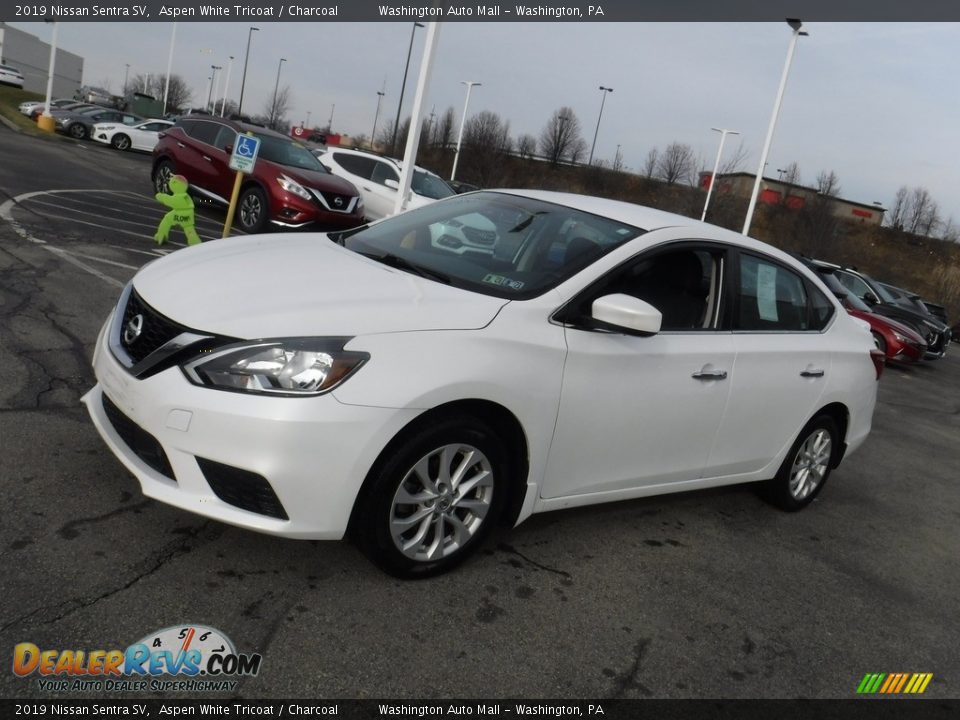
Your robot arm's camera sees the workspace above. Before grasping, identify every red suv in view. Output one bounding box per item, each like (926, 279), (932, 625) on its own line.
(152, 117), (364, 233)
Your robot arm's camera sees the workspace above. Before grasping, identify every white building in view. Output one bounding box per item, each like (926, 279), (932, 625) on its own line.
(0, 23), (83, 97)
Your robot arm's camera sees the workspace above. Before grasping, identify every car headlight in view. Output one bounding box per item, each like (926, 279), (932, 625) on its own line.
(892, 332), (909, 343)
(182, 338), (368, 396)
(277, 174), (311, 201)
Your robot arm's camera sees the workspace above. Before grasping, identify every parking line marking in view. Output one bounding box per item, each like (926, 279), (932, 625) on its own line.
(58, 249), (140, 270)
(41, 245), (124, 288)
(22, 198), (163, 230)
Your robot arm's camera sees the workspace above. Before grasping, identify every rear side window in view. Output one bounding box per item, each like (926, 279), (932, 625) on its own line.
(371, 161), (399, 186)
(737, 255), (809, 331)
(334, 153), (377, 179)
(213, 125), (236, 151)
(185, 121), (222, 146)
(807, 284), (835, 331)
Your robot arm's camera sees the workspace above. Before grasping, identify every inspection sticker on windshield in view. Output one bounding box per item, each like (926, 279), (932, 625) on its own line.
(482, 274), (525, 290)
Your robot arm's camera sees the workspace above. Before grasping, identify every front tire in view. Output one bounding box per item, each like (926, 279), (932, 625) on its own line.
(763, 415), (838, 511)
(68, 123), (87, 140)
(353, 416), (508, 578)
(111, 133), (131, 151)
(153, 159), (175, 194)
(237, 186), (268, 233)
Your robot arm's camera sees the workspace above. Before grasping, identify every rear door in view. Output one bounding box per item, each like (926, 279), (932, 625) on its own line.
(705, 252), (834, 478)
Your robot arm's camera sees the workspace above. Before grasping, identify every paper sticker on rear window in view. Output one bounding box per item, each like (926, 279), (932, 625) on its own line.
(482, 274), (525, 290)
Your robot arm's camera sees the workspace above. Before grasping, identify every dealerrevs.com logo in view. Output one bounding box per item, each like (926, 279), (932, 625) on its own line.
(12, 625), (262, 693)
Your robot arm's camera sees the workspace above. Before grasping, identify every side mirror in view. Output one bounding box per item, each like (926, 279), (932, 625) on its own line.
(591, 294), (662, 336)
(384, 179), (400, 190)
(863, 291), (879, 306)
(224, 144), (233, 154)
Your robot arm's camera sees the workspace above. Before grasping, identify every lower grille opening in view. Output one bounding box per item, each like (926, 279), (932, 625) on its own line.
(196, 458), (289, 520)
(101, 394), (176, 481)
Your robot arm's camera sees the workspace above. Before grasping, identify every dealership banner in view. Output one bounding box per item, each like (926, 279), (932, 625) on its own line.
(4, 0), (960, 22)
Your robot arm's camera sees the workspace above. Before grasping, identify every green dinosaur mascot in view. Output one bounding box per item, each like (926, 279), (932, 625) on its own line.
(154, 174), (202, 246)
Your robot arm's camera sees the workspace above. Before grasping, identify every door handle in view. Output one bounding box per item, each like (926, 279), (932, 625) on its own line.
(692, 368), (728, 381)
(176, 142), (185, 148)
(800, 368), (825, 378)
(202, 155), (212, 162)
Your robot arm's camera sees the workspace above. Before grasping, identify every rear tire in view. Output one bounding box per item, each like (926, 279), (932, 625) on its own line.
(352, 416), (507, 578)
(762, 415), (838, 512)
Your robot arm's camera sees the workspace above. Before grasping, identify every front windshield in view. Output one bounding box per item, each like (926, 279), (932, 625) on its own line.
(342, 191), (643, 299)
(412, 170), (456, 200)
(821, 272), (871, 312)
(870, 278), (898, 304)
(253, 133), (327, 172)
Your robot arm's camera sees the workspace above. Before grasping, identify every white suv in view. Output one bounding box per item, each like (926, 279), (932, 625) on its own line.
(317, 148), (455, 221)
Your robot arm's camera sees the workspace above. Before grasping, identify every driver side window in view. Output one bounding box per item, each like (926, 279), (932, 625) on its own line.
(371, 162), (399, 186)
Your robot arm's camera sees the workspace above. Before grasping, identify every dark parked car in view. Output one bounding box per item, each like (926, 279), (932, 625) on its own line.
(820, 262), (950, 359)
(30, 101), (98, 121)
(152, 117), (365, 233)
(57, 107), (142, 140)
(804, 263), (927, 363)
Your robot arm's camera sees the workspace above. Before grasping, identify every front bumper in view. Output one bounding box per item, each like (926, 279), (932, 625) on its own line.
(82, 325), (419, 539)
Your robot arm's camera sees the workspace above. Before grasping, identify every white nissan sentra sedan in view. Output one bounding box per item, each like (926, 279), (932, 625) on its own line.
(83, 191), (881, 577)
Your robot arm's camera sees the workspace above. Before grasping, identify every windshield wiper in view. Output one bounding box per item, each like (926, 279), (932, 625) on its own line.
(362, 252), (452, 285)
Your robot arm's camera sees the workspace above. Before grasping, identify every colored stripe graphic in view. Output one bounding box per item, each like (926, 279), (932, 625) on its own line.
(856, 673), (932, 694)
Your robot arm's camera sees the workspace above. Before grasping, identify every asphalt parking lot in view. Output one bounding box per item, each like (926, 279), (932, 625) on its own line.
(0, 123), (958, 701)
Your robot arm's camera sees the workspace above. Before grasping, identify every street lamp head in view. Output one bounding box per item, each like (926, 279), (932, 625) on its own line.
(786, 18), (803, 32)
(250, 26), (260, 32)
(599, 86), (613, 93)
(414, 21), (425, 27)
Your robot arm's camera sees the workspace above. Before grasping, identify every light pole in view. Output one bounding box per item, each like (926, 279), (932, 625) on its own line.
(207, 65), (221, 112)
(306, 111), (312, 127)
(391, 22), (424, 154)
(450, 80), (481, 182)
(743, 18), (808, 235)
(327, 104), (335, 132)
(38, 20), (59, 132)
(123, 63), (130, 94)
(237, 26), (259, 117)
(589, 85), (613, 166)
(701, 127), (740, 222)
(162, 22), (176, 115)
(269, 57), (286, 129)
(219, 55), (233, 116)
(371, 91), (385, 149)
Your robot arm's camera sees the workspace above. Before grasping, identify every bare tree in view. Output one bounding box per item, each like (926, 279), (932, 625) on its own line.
(816, 170), (841, 197)
(906, 186), (939, 236)
(431, 107), (455, 149)
(127, 73), (192, 110)
(460, 110), (512, 186)
(516, 133), (537, 159)
(264, 85), (292, 132)
(642, 147), (659, 178)
(656, 142), (696, 185)
(779, 161), (801, 187)
(612, 145), (624, 172)
(538, 107), (584, 165)
(887, 186), (909, 231)
(719, 141), (751, 175)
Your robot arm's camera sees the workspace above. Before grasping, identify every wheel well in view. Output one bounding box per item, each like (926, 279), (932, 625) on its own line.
(814, 402), (849, 468)
(347, 400), (530, 535)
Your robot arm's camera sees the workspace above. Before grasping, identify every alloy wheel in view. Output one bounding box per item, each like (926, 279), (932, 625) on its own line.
(389, 443), (494, 562)
(788, 429), (832, 501)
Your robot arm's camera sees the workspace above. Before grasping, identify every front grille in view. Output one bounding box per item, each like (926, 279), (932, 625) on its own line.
(120, 290), (189, 364)
(101, 393), (176, 481)
(196, 458), (288, 520)
(310, 188), (355, 214)
(462, 226), (496, 246)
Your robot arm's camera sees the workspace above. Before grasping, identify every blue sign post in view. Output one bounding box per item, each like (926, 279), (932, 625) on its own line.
(223, 132), (261, 237)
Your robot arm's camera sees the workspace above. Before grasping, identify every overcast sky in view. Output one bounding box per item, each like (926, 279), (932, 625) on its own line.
(10, 20), (960, 228)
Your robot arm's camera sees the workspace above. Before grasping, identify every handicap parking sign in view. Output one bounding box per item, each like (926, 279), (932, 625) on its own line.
(229, 134), (261, 173)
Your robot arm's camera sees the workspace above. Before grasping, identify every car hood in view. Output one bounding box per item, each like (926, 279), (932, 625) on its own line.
(847, 309), (925, 342)
(267, 162), (358, 196)
(132, 234), (508, 338)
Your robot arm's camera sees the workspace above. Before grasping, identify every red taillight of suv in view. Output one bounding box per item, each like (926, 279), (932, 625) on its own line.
(870, 348), (885, 380)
